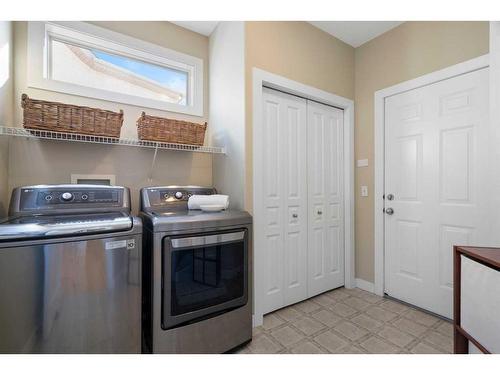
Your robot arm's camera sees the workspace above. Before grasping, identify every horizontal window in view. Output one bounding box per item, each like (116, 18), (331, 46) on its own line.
(28, 22), (203, 116)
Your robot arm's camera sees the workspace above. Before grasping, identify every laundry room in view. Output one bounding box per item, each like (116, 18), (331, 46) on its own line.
(0, 1), (499, 372)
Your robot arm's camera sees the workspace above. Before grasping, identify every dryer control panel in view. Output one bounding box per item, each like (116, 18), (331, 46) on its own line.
(140, 186), (216, 212)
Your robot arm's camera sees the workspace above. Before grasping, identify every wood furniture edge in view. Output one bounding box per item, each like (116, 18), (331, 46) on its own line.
(454, 325), (491, 354)
(453, 246), (468, 353)
(453, 245), (498, 354)
(456, 246), (500, 269)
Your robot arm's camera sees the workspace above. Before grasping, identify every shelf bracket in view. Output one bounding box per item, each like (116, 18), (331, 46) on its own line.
(148, 143), (159, 184)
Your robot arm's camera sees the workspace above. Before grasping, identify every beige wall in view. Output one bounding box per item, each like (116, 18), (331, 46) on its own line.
(209, 22), (246, 209)
(2, 21), (212, 215)
(7, 138), (211, 213)
(0, 22), (14, 126)
(354, 21), (489, 282)
(245, 21), (355, 211)
(0, 21), (13, 217)
(0, 138), (8, 217)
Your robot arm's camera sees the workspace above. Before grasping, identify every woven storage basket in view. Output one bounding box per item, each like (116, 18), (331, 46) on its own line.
(21, 94), (124, 138)
(136, 112), (207, 146)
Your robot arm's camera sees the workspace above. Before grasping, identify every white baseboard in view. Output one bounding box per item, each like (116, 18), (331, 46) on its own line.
(252, 314), (263, 328)
(355, 278), (375, 293)
(253, 279), (376, 327)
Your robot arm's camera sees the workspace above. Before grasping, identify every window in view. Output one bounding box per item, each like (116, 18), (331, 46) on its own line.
(28, 22), (203, 116)
(50, 40), (189, 105)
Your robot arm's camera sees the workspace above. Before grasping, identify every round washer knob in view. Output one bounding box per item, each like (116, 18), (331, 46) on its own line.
(81, 194), (89, 201)
(61, 192), (74, 201)
(175, 191), (183, 199)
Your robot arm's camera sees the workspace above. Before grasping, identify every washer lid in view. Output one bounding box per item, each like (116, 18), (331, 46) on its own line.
(0, 213), (133, 241)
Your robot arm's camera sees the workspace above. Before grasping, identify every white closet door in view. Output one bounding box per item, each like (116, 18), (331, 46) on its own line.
(384, 68), (489, 318)
(307, 101), (345, 297)
(261, 88), (308, 314)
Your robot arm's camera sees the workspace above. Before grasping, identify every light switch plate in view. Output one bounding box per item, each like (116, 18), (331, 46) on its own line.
(357, 159), (369, 167)
(361, 186), (368, 197)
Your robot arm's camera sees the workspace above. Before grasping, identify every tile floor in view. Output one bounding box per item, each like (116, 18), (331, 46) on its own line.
(235, 287), (453, 354)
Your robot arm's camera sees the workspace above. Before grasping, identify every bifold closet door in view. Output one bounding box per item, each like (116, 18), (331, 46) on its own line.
(261, 88), (308, 314)
(307, 101), (345, 297)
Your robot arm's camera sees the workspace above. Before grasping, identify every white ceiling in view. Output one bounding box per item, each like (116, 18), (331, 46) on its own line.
(170, 21), (219, 36)
(170, 21), (404, 47)
(308, 21), (403, 47)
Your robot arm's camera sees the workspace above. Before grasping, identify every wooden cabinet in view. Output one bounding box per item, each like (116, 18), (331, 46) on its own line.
(454, 246), (500, 354)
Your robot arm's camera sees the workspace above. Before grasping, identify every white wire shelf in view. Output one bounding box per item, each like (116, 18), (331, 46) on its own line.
(0, 126), (225, 154)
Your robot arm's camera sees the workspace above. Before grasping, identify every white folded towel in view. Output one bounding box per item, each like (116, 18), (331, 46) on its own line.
(188, 194), (229, 210)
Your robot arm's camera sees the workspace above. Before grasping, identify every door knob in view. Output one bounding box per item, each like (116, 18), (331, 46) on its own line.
(292, 213), (298, 218)
(387, 194), (394, 201)
(317, 210), (323, 215)
(385, 207), (394, 215)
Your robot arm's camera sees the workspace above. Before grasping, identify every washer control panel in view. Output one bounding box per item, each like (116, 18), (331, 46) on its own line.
(36, 189), (119, 205)
(13, 185), (127, 215)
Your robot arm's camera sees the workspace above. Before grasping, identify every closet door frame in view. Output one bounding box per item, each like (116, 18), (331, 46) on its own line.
(252, 68), (355, 327)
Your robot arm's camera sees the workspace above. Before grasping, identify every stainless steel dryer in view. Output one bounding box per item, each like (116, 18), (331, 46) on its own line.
(140, 186), (252, 354)
(0, 185), (142, 353)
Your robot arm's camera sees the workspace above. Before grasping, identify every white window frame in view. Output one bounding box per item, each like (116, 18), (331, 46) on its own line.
(27, 21), (204, 116)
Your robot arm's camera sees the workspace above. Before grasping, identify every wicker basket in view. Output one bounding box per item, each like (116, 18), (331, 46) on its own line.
(136, 112), (207, 146)
(21, 94), (124, 138)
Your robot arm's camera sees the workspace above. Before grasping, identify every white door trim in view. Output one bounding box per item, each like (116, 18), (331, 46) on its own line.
(373, 54), (490, 296)
(253, 68), (355, 325)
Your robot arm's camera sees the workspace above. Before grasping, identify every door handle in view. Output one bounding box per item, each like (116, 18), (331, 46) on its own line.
(385, 207), (394, 215)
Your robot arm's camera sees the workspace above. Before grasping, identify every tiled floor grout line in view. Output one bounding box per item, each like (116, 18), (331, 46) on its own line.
(239, 287), (453, 354)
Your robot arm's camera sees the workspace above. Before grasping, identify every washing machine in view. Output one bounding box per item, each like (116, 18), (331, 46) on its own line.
(0, 184), (142, 353)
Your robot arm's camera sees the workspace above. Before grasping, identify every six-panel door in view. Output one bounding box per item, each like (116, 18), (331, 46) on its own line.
(384, 68), (490, 318)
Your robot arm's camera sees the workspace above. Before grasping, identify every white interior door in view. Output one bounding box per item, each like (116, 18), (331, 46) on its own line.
(384, 68), (489, 319)
(261, 88), (308, 314)
(307, 101), (345, 297)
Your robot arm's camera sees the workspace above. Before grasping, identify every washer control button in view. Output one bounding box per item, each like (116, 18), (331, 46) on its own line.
(44, 195), (53, 201)
(61, 192), (74, 201)
(175, 191), (183, 199)
(81, 194), (89, 201)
